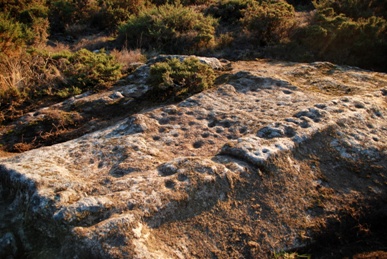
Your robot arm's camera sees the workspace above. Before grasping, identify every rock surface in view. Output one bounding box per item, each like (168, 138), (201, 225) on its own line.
(0, 58), (387, 258)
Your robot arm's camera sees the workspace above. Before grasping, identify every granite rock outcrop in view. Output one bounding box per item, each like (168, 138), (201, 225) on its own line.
(1, 57), (386, 258)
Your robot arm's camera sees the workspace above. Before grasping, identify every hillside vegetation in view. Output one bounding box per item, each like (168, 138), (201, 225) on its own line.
(0, 1), (387, 258)
(0, 0), (386, 149)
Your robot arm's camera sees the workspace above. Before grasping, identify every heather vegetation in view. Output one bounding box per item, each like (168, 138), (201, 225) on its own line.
(292, 0), (387, 69)
(148, 57), (215, 99)
(118, 4), (218, 53)
(1, 0), (386, 127)
(0, 48), (123, 123)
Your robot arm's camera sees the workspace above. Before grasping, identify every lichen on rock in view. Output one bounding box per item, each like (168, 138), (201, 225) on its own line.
(1, 57), (387, 258)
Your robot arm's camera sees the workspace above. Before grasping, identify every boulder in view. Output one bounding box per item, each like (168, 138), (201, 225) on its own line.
(1, 58), (387, 258)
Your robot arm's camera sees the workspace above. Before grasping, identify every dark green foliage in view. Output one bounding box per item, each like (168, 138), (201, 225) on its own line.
(0, 0), (49, 51)
(150, 0), (213, 6)
(180, 0), (214, 5)
(118, 4), (218, 53)
(286, 0), (313, 9)
(241, 1), (296, 45)
(206, 0), (254, 25)
(148, 57), (215, 98)
(48, 0), (77, 33)
(49, 0), (148, 33)
(91, 0), (145, 31)
(293, 5), (387, 70)
(314, 0), (387, 19)
(48, 0), (100, 33)
(0, 49), (122, 111)
(0, 13), (28, 56)
(52, 49), (122, 90)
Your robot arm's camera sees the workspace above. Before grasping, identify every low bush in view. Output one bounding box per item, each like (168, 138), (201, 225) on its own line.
(118, 4), (218, 53)
(206, 0), (254, 25)
(293, 7), (387, 70)
(48, 0), (148, 34)
(91, 0), (146, 31)
(48, 0), (98, 34)
(315, 0), (387, 20)
(0, 14), (27, 56)
(52, 48), (122, 91)
(148, 57), (215, 99)
(181, 0), (214, 5)
(241, 1), (296, 46)
(150, 0), (213, 7)
(0, 49), (123, 123)
(0, 0), (49, 55)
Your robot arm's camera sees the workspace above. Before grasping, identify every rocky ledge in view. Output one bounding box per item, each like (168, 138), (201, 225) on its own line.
(1, 57), (387, 258)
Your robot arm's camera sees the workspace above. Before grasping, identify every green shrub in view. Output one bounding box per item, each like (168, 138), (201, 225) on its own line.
(52, 49), (123, 90)
(118, 4), (218, 53)
(148, 57), (215, 98)
(241, 1), (296, 45)
(91, 0), (146, 31)
(180, 0), (214, 5)
(293, 7), (387, 70)
(0, 49), (122, 120)
(0, 13), (28, 56)
(314, 0), (387, 19)
(48, 0), (77, 33)
(286, 0), (313, 10)
(0, 0), (49, 53)
(206, 0), (254, 25)
(49, 0), (148, 34)
(150, 0), (213, 6)
(48, 0), (99, 34)
(55, 86), (82, 99)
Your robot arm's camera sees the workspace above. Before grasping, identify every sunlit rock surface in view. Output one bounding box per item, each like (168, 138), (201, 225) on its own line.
(1, 58), (386, 258)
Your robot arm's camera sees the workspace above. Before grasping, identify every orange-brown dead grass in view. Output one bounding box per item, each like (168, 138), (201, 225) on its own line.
(72, 34), (114, 51)
(0, 56), (26, 98)
(0, 52), (63, 112)
(110, 48), (146, 71)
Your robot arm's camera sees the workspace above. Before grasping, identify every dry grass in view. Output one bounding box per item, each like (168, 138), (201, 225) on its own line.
(0, 51), (66, 124)
(110, 48), (146, 71)
(72, 34), (115, 51)
(0, 55), (33, 105)
(0, 57), (25, 93)
(44, 41), (71, 53)
(0, 54), (61, 102)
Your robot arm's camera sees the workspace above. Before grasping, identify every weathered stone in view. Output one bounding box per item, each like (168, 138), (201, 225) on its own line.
(148, 55), (224, 70)
(1, 58), (387, 258)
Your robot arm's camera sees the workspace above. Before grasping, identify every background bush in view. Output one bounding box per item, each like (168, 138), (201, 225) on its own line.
(241, 0), (296, 46)
(0, 14), (28, 56)
(292, 2), (387, 70)
(0, 0), (49, 55)
(315, 0), (387, 19)
(91, 0), (146, 31)
(150, 0), (213, 7)
(118, 4), (218, 53)
(48, 0), (99, 34)
(206, 0), (254, 25)
(49, 0), (149, 34)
